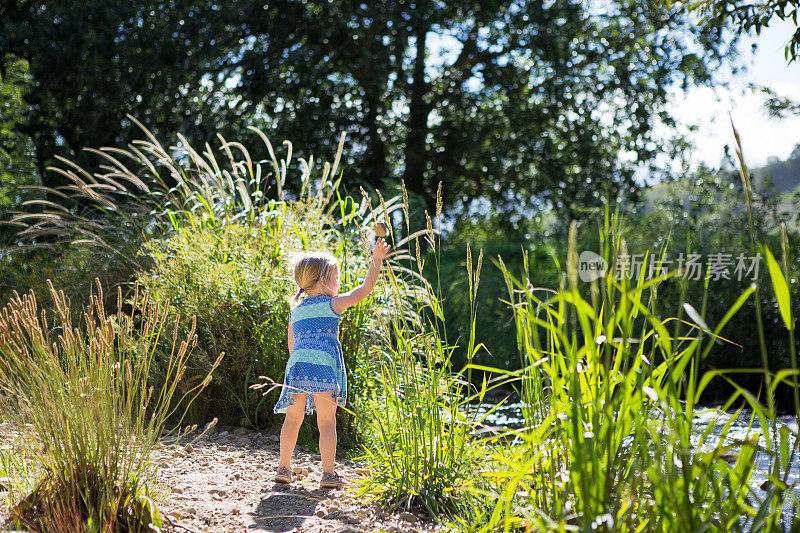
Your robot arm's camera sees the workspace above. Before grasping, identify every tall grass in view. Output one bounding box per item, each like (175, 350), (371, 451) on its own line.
(354, 125), (799, 532)
(0, 278), (221, 531)
(466, 125), (800, 531)
(9, 115), (351, 250)
(355, 184), (509, 519)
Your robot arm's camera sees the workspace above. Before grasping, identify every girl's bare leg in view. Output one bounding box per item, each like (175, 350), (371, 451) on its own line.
(278, 393), (307, 470)
(313, 391), (338, 473)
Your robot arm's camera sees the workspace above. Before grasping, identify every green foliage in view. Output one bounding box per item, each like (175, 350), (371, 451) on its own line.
(0, 54), (40, 243)
(453, 129), (799, 531)
(0, 245), (140, 324)
(690, 0), (800, 62)
(360, 191), (797, 529)
(7, 96), (800, 529)
(358, 354), (490, 518)
(435, 162), (795, 390)
(0, 279), (218, 532)
(3, 117), (415, 442)
(760, 87), (800, 120)
(357, 127), (800, 528)
(6, 115), (348, 260)
(139, 222), (291, 427)
(2, 1), (736, 218)
(0, 0), (253, 188)
(427, 158), (800, 412)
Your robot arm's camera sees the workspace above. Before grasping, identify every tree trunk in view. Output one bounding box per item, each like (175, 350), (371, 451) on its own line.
(363, 90), (388, 191)
(402, 22), (431, 211)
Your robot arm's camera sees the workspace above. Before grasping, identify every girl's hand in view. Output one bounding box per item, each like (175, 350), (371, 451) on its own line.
(333, 238), (391, 314)
(373, 238), (391, 262)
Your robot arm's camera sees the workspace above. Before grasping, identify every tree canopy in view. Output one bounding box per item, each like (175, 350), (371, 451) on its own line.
(0, 54), (39, 243)
(691, 0), (800, 63)
(1, 0), (735, 222)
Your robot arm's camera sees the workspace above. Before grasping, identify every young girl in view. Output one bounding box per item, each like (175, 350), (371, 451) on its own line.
(273, 239), (391, 488)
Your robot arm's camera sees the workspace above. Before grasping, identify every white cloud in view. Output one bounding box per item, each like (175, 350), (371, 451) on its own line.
(670, 83), (800, 168)
(670, 19), (800, 169)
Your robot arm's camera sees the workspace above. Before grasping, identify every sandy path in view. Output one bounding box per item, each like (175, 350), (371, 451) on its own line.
(154, 425), (439, 533)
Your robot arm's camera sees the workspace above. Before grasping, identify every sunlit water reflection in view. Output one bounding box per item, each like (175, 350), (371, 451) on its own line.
(472, 401), (800, 520)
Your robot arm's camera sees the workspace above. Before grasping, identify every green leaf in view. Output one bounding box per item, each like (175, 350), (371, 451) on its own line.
(780, 425), (791, 472)
(764, 246), (793, 331)
(682, 302), (711, 334)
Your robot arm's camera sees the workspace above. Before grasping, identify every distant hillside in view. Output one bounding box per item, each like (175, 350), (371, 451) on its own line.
(638, 146), (800, 219)
(753, 144), (800, 194)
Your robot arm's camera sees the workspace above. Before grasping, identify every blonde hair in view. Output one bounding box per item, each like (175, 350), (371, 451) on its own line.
(289, 251), (339, 306)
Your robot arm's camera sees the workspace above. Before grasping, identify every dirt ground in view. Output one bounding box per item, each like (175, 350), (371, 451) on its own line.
(0, 423), (440, 533)
(153, 425), (440, 533)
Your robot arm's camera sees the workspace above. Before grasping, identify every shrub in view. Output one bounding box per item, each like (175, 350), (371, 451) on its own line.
(139, 203), (386, 434)
(0, 278), (219, 532)
(139, 220), (294, 427)
(0, 244), (142, 324)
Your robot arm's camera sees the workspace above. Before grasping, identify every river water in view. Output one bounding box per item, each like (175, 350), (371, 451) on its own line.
(476, 401), (800, 520)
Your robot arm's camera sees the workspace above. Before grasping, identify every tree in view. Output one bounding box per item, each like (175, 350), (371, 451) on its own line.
(2, 0), (735, 221)
(690, 0), (800, 63)
(0, 0), (259, 188)
(0, 54), (39, 243)
(232, 0), (736, 221)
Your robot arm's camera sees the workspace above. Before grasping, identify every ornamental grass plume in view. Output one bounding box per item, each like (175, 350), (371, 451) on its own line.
(0, 278), (222, 532)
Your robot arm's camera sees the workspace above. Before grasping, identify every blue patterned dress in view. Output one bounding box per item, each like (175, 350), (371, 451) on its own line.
(273, 294), (347, 415)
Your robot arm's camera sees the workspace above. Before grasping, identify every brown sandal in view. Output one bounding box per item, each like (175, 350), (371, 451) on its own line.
(273, 466), (292, 484)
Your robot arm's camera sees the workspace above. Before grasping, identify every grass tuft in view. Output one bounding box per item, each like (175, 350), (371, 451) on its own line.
(0, 278), (219, 531)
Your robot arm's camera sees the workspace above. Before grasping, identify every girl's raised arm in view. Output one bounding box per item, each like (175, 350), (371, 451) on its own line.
(331, 239), (390, 315)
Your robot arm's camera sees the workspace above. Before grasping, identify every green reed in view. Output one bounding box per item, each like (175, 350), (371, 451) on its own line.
(482, 221), (760, 530)
(0, 278), (221, 532)
(355, 182), (506, 519)
(468, 124), (800, 531)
